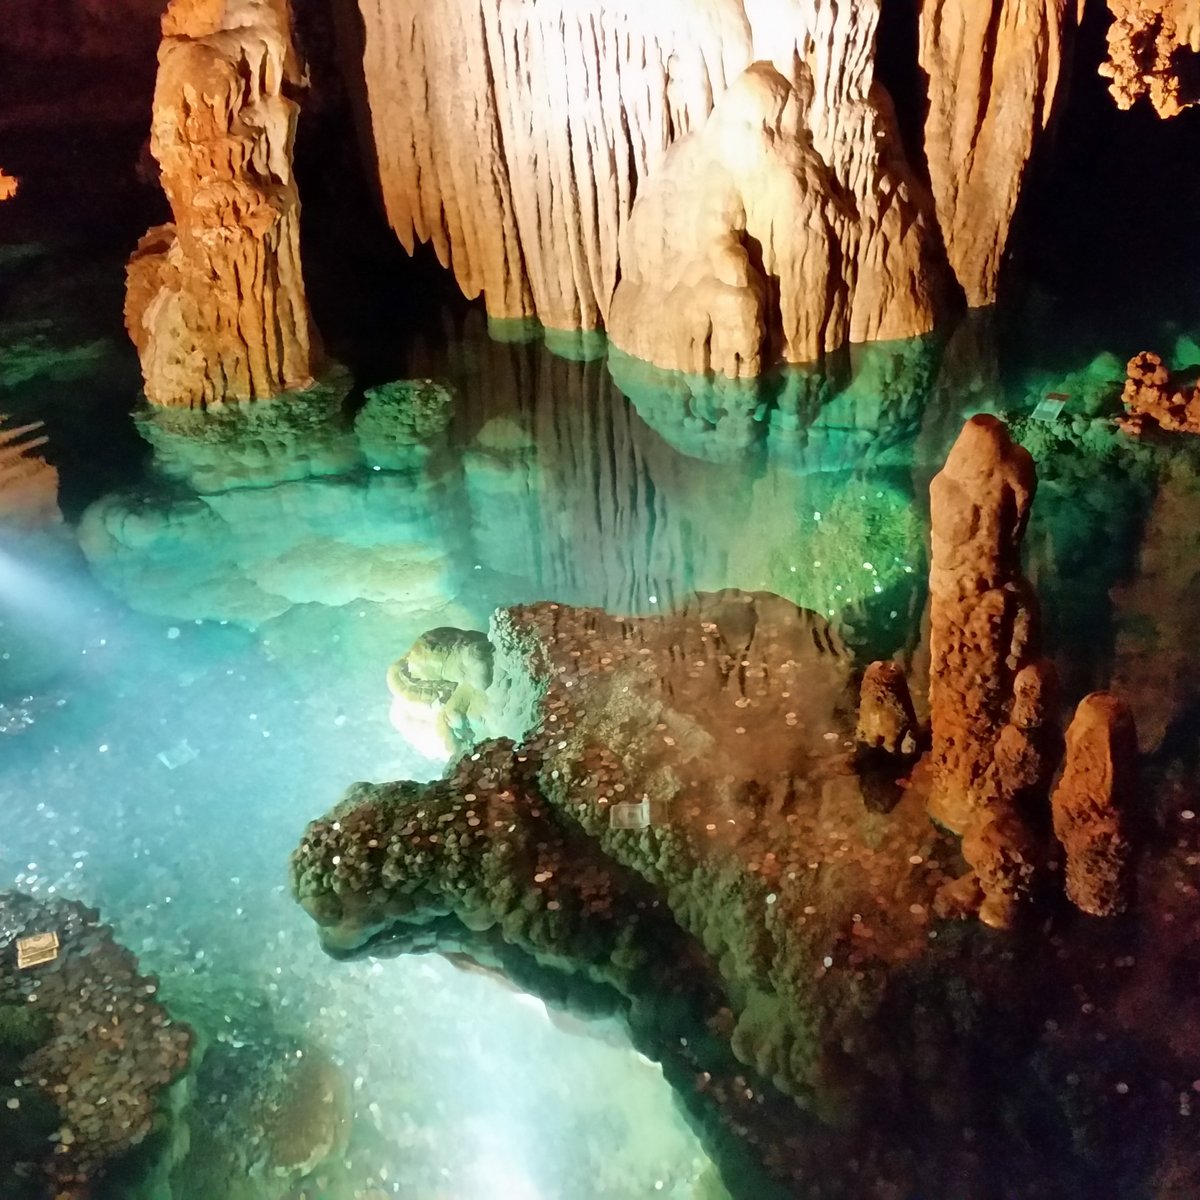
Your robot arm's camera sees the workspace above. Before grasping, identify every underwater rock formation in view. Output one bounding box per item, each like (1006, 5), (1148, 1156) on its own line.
(0, 417), (59, 527)
(1118, 350), (1200, 434)
(125, 0), (316, 409)
(1051, 692), (1139, 917)
(1101, 0), (1200, 117)
(919, 0), (1082, 309)
(0, 892), (192, 1199)
(927, 415), (1056, 927)
(608, 62), (939, 377)
(351, 0), (1072, 366)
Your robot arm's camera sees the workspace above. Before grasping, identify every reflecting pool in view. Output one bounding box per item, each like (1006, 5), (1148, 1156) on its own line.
(4, 237), (1200, 1199)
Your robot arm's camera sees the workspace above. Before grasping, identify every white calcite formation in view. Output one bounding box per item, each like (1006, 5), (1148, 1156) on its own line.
(351, 0), (1081, 374)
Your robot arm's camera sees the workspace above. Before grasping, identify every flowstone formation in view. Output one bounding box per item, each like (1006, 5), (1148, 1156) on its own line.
(1, 892), (192, 1199)
(926, 416), (1057, 928)
(1102, 0), (1200, 117)
(608, 63), (939, 377)
(351, 0), (1079, 366)
(125, 0), (317, 409)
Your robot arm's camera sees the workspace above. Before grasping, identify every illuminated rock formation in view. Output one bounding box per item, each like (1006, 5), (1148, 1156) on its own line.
(0, 169), (17, 202)
(608, 62), (939, 376)
(1118, 350), (1200, 434)
(125, 0), (316, 409)
(0, 417), (59, 527)
(352, 0), (1077, 368)
(1051, 692), (1139, 917)
(927, 416), (1056, 927)
(920, 0), (1083, 308)
(1101, 0), (1200, 117)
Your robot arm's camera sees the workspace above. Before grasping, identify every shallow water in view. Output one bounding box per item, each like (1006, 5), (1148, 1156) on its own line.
(3, 237), (1200, 1198)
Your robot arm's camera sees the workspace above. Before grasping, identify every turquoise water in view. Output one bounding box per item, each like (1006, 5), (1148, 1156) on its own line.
(4, 236), (1200, 1198)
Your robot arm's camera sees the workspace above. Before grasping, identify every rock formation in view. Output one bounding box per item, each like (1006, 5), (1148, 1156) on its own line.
(350, 0), (1077, 370)
(1118, 350), (1200, 434)
(0, 169), (17, 202)
(125, 0), (317, 409)
(919, 0), (1084, 308)
(927, 415), (1057, 927)
(608, 62), (940, 377)
(856, 660), (918, 757)
(1101, 0), (1200, 117)
(1051, 692), (1139, 916)
(0, 417), (59, 527)
(1, 892), (192, 1199)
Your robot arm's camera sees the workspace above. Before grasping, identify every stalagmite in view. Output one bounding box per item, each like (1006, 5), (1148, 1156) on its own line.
(1101, 0), (1200, 118)
(920, 0), (1085, 309)
(856, 660), (918, 757)
(125, 0), (317, 409)
(1051, 692), (1139, 916)
(928, 415), (1057, 928)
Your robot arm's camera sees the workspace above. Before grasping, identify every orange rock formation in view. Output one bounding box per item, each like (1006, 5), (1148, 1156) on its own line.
(0, 169), (18, 202)
(856, 660), (919, 757)
(928, 416), (1057, 928)
(1051, 692), (1139, 916)
(1102, 0), (1200, 118)
(0, 418), (60, 526)
(1118, 350), (1200, 434)
(125, 0), (316, 409)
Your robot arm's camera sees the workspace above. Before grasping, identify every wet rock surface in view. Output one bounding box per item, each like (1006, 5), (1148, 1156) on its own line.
(292, 585), (1200, 1197)
(0, 892), (192, 1198)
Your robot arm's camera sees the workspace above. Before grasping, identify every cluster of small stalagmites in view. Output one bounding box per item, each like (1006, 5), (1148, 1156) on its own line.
(926, 418), (1144, 928)
(926, 415), (1058, 928)
(1117, 351), (1200, 435)
(1101, 0), (1200, 119)
(0, 893), (192, 1196)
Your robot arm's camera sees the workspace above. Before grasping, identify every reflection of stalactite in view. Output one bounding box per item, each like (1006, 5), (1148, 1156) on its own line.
(0, 417), (60, 526)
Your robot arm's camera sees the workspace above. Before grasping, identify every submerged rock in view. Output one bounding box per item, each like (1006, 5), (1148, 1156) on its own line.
(855, 660), (918, 757)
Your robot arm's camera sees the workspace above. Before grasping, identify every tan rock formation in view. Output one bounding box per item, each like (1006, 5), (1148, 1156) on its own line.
(0, 169), (18, 202)
(0, 418), (60, 527)
(856, 660), (918, 757)
(353, 0), (1071, 369)
(1101, 0), (1200, 118)
(608, 62), (940, 376)
(920, 0), (1085, 308)
(1051, 692), (1139, 916)
(125, 0), (316, 409)
(928, 416), (1057, 925)
(1118, 350), (1200, 434)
